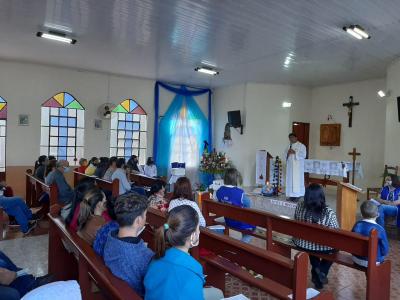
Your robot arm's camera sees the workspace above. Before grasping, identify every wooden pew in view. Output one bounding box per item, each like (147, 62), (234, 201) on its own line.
(48, 212), (142, 300)
(129, 173), (160, 187)
(202, 198), (391, 300)
(73, 170), (119, 198)
(145, 208), (333, 300)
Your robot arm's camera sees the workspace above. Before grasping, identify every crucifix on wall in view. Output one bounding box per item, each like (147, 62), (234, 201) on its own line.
(342, 96), (359, 127)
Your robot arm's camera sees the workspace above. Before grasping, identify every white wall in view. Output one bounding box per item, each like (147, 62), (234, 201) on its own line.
(0, 60), (155, 166)
(310, 79), (386, 189)
(385, 58), (400, 167)
(213, 83), (311, 186)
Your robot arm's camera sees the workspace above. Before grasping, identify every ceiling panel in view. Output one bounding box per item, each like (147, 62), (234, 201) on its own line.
(0, 0), (399, 87)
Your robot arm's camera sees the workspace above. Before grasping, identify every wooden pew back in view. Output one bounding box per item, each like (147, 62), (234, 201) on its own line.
(73, 170), (119, 198)
(48, 213), (142, 300)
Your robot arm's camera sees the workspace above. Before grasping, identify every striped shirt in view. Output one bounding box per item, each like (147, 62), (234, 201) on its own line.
(168, 198), (206, 227)
(293, 200), (339, 251)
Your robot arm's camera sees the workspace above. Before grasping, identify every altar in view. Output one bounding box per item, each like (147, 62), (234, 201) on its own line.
(246, 193), (297, 219)
(304, 159), (363, 186)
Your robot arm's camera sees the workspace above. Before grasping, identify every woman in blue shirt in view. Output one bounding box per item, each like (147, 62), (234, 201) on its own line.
(376, 174), (400, 228)
(144, 206), (222, 300)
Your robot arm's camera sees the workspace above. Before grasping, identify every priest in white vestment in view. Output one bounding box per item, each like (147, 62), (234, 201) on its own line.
(284, 133), (307, 200)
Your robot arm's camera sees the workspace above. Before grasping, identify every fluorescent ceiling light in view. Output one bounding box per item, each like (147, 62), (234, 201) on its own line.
(195, 67), (219, 75)
(377, 90), (386, 98)
(343, 25), (371, 40)
(353, 26), (370, 39)
(37, 31), (76, 44)
(282, 101), (292, 108)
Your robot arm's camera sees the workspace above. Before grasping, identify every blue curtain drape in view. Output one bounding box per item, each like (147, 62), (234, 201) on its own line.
(153, 81), (212, 182)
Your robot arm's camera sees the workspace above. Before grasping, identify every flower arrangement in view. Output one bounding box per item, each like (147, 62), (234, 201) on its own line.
(199, 149), (228, 175)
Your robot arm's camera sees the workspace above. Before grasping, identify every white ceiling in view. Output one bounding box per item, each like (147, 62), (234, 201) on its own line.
(0, 0), (400, 87)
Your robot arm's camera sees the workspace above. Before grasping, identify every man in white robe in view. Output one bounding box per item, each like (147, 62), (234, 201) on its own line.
(284, 133), (307, 200)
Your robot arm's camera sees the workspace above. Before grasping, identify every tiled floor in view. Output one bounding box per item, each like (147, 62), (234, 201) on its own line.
(0, 187), (398, 299)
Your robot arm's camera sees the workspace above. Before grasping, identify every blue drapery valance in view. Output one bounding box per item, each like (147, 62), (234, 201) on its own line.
(153, 81), (212, 161)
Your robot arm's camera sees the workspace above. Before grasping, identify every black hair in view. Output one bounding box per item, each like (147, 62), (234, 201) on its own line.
(108, 156), (118, 167)
(303, 183), (326, 223)
(116, 158), (126, 168)
(89, 157), (99, 165)
(288, 133), (297, 138)
(149, 180), (166, 196)
(390, 174), (400, 188)
(155, 205), (199, 258)
(114, 193), (148, 227)
(65, 177), (97, 225)
(146, 157), (154, 166)
(34, 155), (47, 171)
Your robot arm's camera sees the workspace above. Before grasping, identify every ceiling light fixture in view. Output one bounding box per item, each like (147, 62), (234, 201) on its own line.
(282, 101), (292, 108)
(377, 90), (390, 98)
(37, 30), (76, 44)
(343, 25), (371, 40)
(194, 66), (219, 75)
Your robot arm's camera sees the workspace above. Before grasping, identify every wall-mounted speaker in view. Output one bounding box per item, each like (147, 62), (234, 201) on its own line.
(397, 97), (400, 122)
(227, 110), (243, 134)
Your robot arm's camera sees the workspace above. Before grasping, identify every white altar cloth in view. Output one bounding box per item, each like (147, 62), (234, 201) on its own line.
(304, 159), (363, 178)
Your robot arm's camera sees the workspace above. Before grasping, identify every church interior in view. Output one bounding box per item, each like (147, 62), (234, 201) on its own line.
(0, 1), (399, 299)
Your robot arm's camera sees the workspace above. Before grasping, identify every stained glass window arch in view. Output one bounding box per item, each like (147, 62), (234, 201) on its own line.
(110, 99), (147, 165)
(0, 96), (7, 172)
(40, 92), (85, 166)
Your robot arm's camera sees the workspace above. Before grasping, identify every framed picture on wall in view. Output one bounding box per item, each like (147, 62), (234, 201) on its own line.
(94, 119), (102, 130)
(18, 114), (29, 126)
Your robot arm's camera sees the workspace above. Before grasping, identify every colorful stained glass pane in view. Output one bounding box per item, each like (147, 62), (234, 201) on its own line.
(129, 100), (138, 111)
(50, 117), (59, 126)
(66, 100), (84, 110)
(121, 100), (130, 112)
(0, 96), (5, 103)
(131, 106), (146, 115)
(64, 93), (75, 106)
(59, 108), (68, 117)
(53, 93), (64, 106)
(0, 103), (6, 111)
(113, 105), (127, 113)
(43, 98), (63, 108)
(0, 107), (7, 120)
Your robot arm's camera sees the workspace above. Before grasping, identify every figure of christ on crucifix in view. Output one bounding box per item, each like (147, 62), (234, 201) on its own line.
(343, 96), (359, 127)
(348, 147), (361, 185)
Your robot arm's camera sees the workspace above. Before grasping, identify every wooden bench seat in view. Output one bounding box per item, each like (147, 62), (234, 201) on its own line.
(202, 198), (391, 300)
(146, 208), (333, 300)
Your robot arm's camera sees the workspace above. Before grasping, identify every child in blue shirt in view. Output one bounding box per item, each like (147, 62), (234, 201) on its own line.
(103, 193), (154, 296)
(216, 168), (255, 243)
(352, 201), (389, 267)
(376, 174), (400, 228)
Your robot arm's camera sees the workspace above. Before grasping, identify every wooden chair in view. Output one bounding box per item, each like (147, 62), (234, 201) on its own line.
(367, 165), (398, 199)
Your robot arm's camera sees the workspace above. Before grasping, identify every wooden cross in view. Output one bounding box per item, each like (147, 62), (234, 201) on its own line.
(348, 147), (361, 185)
(342, 96), (359, 127)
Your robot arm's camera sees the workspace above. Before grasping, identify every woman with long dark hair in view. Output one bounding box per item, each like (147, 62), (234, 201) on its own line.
(293, 183), (339, 289)
(144, 205), (223, 300)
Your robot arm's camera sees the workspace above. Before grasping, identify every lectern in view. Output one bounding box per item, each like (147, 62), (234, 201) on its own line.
(336, 182), (362, 230)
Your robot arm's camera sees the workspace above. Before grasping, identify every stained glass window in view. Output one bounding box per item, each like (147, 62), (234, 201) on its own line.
(110, 99), (147, 165)
(0, 97), (7, 172)
(40, 92), (85, 166)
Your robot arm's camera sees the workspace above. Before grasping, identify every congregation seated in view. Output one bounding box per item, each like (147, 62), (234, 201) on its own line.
(46, 160), (74, 205)
(0, 181), (38, 234)
(0, 250), (53, 299)
(144, 157), (157, 177)
(77, 158), (87, 174)
(103, 193), (154, 297)
(293, 183), (339, 289)
(127, 155), (143, 174)
(44, 159), (56, 183)
(215, 168), (255, 243)
(102, 156), (117, 181)
(148, 180), (168, 211)
(168, 177), (206, 227)
(376, 174), (400, 228)
(84, 157), (98, 176)
(33, 155), (48, 182)
(65, 177), (97, 231)
(111, 158), (132, 195)
(94, 157), (109, 178)
(352, 201), (390, 267)
(76, 188), (107, 245)
(144, 205), (223, 300)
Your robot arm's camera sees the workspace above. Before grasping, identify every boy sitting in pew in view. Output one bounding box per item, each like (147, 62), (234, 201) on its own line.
(103, 192), (154, 297)
(351, 201), (389, 267)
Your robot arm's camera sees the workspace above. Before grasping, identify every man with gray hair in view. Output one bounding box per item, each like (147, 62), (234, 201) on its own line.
(46, 160), (74, 204)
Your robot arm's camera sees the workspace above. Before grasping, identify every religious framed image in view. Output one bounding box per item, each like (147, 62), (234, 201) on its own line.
(320, 124), (341, 146)
(18, 114), (29, 126)
(94, 119), (102, 130)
